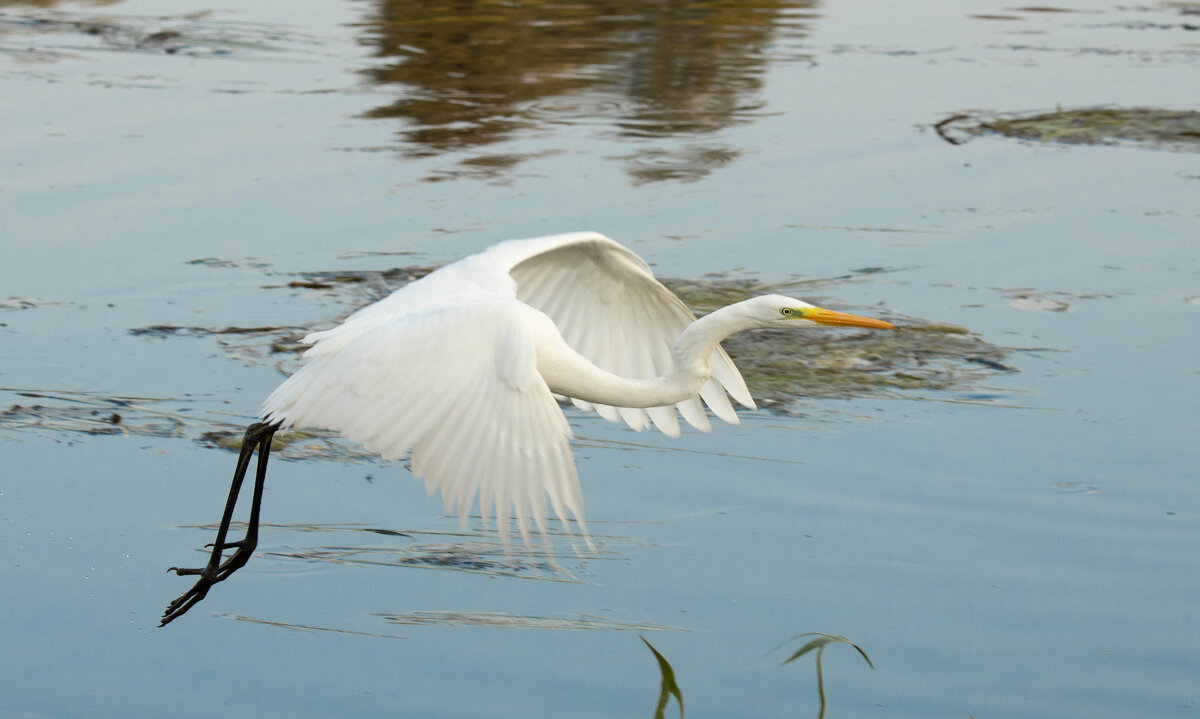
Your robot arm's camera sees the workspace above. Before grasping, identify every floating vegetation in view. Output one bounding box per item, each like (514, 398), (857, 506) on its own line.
(217, 611), (683, 640)
(0, 8), (320, 62)
(0, 296), (71, 311)
(128, 324), (306, 340)
(1005, 291), (1070, 313)
(267, 540), (579, 581)
(0, 387), (359, 461)
(196, 427), (357, 459)
(935, 107), (1200, 152)
(380, 611), (685, 632)
(784, 223), (947, 235)
(219, 613), (408, 640)
(670, 275), (1014, 405)
(0, 389), (189, 441)
(999, 286), (1116, 314)
(722, 316), (1011, 405)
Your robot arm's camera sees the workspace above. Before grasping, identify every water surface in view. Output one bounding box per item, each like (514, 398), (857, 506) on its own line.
(1, 1), (1198, 717)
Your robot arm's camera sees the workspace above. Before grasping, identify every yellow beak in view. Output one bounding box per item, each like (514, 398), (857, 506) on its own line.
(804, 307), (895, 330)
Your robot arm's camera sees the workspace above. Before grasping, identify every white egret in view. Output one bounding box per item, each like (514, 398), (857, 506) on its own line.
(162, 231), (893, 625)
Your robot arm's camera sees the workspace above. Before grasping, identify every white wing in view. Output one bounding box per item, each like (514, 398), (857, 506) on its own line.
(488, 231), (755, 438)
(261, 301), (584, 544)
(259, 231), (753, 542)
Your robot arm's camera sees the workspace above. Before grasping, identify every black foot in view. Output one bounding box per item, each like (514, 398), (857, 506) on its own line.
(160, 541), (257, 626)
(160, 421), (277, 627)
(203, 538), (252, 551)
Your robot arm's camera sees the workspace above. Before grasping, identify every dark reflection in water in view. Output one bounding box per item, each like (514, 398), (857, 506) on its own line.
(355, 0), (819, 182)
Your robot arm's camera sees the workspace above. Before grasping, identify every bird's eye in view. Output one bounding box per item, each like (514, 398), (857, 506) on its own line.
(780, 308), (793, 316)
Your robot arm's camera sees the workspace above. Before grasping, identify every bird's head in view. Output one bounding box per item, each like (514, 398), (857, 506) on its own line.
(745, 294), (896, 330)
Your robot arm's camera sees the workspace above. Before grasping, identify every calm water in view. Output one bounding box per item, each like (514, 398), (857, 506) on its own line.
(2, 0), (1198, 717)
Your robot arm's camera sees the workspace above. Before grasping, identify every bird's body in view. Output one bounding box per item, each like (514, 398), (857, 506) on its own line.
(162, 231), (893, 624)
(260, 231), (891, 542)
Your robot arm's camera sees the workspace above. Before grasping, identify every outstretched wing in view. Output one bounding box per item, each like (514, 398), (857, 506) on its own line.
(260, 301), (584, 543)
(488, 231), (755, 438)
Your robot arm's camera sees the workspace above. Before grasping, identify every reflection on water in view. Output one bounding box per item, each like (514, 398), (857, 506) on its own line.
(223, 611), (686, 635)
(356, 0), (819, 182)
(267, 533), (595, 581)
(221, 613), (410, 639)
(379, 610), (686, 631)
(174, 519), (644, 580)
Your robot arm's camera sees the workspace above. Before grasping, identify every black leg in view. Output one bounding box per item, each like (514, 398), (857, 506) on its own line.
(160, 421), (279, 626)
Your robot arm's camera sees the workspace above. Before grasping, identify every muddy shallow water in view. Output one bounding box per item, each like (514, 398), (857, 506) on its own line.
(2, 1), (1198, 717)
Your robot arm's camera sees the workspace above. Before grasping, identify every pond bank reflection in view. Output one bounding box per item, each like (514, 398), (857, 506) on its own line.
(356, 0), (820, 182)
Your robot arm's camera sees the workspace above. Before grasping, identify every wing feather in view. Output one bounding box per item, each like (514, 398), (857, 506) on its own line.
(258, 231), (750, 546)
(261, 302), (582, 539)
(677, 395), (712, 432)
(699, 378), (739, 425)
(498, 232), (752, 435)
(647, 405), (681, 437)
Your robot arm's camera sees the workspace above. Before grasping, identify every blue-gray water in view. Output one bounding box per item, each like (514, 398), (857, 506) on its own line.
(2, 1), (1198, 717)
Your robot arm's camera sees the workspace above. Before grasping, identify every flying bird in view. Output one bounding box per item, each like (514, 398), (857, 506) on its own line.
(162, 231), (894, 624)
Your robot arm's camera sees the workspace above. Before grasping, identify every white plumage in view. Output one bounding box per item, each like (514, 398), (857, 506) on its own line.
(259, 231), (893, 543)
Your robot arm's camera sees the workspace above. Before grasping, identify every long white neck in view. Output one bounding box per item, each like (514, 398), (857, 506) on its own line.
(536, 302), (753, 408)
